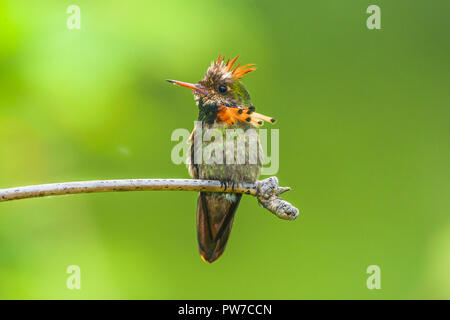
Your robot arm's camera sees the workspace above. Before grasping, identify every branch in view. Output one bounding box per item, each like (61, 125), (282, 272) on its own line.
(0, 177), (299, 220)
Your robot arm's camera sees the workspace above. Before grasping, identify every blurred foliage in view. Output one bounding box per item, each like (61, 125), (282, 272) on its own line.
(0, 0), (449, 299)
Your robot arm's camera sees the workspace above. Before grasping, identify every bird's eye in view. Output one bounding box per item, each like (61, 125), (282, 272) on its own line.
(217, 85), (228, 94)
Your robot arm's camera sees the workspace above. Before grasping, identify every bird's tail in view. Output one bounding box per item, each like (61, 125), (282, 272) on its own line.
(196, 192), (242, 263)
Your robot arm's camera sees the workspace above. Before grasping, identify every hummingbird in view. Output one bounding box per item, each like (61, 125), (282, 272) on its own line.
(167, 55), (275, 263)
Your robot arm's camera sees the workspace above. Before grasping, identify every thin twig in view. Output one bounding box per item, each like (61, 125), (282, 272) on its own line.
(0, 177), (299, 220)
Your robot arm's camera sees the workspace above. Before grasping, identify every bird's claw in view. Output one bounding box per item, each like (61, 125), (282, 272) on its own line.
(220, 180), (227, 191)
(219, 180), (234, 191)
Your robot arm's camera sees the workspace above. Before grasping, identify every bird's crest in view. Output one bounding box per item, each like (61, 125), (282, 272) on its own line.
(217, 55), (256, 80)
(202, 55), (256, 85)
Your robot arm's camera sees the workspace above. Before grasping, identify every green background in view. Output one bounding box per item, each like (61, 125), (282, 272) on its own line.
(0, 0), (449, 299)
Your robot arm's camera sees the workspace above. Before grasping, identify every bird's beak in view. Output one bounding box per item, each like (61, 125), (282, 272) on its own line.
(166, 79), (208, 95)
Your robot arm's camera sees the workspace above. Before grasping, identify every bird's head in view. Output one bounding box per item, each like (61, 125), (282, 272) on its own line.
(167, 55), (274, 127)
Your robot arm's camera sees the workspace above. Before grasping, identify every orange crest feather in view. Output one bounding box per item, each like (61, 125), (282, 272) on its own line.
(217, 55), (256, 80)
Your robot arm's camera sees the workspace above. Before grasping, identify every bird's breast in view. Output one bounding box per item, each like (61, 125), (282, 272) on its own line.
(188, 123), (262, 183)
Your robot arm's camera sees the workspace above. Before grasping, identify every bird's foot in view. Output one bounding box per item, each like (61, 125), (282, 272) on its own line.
(219, 180), (234, 191)
(219, 180), (228, 191)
